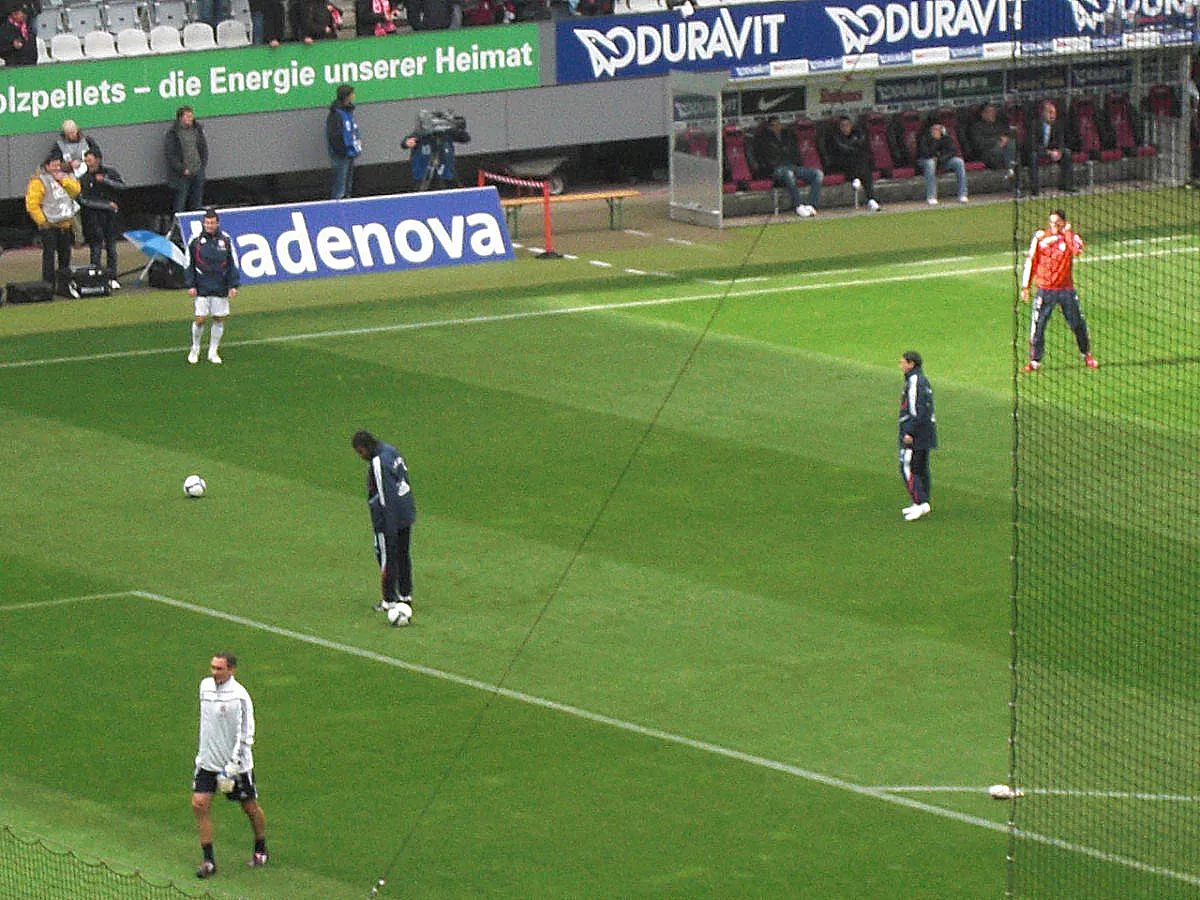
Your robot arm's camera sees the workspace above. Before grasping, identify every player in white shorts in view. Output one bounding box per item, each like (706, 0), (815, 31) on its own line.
(184, 208), (240, 365)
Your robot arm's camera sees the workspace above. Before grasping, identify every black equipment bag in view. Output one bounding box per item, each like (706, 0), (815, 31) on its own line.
(55, 265), (111, 299)
(148, 258), (186, 289)
(4, 280), (55, 304)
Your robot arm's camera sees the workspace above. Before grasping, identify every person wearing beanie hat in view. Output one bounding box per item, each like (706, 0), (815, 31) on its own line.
(898, 350), (937, 521)
(326, 85), (362, 200)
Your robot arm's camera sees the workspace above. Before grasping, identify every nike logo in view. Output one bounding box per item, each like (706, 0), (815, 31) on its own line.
(757, 93), (793, 112)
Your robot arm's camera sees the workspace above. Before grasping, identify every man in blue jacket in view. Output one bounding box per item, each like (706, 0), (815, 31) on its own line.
(326, 85), (362, 200)
(898, 350), (937, 521)
(185, 208), (240, 365)
(352, 430), (417, 616)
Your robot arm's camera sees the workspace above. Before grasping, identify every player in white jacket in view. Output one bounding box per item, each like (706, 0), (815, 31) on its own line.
(191, 653), (268, 879)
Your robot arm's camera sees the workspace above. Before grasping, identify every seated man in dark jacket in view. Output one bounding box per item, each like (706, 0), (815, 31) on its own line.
(826, 116), (880, 212)
(752, 116), (822, 217)
(916, 121), (967, 205)
(967, 103), (1016, 174)
(1024, 100), (1076, 195)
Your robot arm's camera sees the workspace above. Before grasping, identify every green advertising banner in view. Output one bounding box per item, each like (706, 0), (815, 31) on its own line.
(0, 26), (539, 137)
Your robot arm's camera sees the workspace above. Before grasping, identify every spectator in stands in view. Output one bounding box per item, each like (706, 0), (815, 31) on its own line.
(195, 0), (229, 28)
(326, 85), (362, 200)
(50, 120), (100, 180)
(967, 103), (1016, 176)
(753, 115), (822, 218)
(356, 0), (399, 34)
(25, 155), (81, 285)
(0, 7), (37, 67)
(78, 149), (126, 291)
(250, 0), (286, 45)
(165, 106), (209, 216)
(405, 0), (457, 30)
(826, 116), (880, 212)
(295, 0), (341, 41)
(916, 121), (967, 205)
(1025, 100), (1076, 195)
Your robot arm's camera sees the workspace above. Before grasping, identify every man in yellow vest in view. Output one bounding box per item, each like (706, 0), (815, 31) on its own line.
(25, 155), (81, 285)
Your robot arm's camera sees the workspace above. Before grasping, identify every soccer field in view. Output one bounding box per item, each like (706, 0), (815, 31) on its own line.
(0, 193), (1195, 898)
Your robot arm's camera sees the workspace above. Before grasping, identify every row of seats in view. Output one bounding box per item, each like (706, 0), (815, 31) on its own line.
(712, 92), (1166, 196)
(36, 0), (250, 38)
(36, 20), (249, 61)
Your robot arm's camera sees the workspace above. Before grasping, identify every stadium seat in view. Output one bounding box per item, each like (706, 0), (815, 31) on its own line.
(182, 20), (216, 49)
(36, 35), (51, 63)
(1105, 91), (1156, 157)
(148, 22), (182, 51)
(102, 2), (144, 32)
(721, 125), (772, 193)
(678, 127), (713, 158)
(64, 3), (104, 37)
(228, 0), (251, 25)
(792, 119), (844, 185)
(1072, 97), (1121, 162)
(1146, 84), (1178, 118)
(82, 27), (117, 56)
(865, 112), (900, 178)
(35, 8), (65, 35)
(152, 0), (188, 27)
(116, 25), (151, 53)
(49, 31), (85, 60)
(889, 110), (923, 172)
(1003, 101), (1028, 152)
(215, 17), (249, 46)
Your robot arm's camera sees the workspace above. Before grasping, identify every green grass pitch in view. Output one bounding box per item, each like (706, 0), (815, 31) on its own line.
(0, 191), (1195, 898)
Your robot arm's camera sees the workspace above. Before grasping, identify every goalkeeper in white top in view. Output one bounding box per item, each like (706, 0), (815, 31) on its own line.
(191, 653), (269, 879)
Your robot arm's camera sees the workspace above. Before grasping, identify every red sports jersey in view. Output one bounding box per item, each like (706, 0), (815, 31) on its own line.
(1022, 227), (1084, 291)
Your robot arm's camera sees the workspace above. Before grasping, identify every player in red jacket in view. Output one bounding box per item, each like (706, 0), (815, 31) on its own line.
(1020, 209), (1098, 372)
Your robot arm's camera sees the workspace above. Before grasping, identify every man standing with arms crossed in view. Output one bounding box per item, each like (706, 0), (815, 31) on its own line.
(192, 653), (268, 879)
(899, 351), (937, 522)
(1021, 209), (1098, 373)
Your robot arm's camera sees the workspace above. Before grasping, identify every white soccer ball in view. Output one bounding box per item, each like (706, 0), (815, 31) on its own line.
(989, 784), (1019, 800)
(183, 475), (207, 498)
(387, 602), (413, 627)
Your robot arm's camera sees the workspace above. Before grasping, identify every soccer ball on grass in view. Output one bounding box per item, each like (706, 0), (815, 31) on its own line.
(387, 602), (413, 627)
(183, 475), (207, 498)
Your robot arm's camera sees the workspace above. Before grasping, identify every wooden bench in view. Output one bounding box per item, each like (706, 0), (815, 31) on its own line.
(500, 189), (641, 238)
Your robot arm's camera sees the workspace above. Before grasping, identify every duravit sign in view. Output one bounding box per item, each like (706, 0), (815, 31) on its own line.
(177, 188), (513, 285)
(555, 0), (1024, 82)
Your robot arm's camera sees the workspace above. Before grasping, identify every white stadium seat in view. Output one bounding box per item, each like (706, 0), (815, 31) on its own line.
(152, 0), (188, 26)
(116, 25), (151, 54)
(82, 28), (118, 57)
(36, 9), (65, 35)
(181, 20), (216, 50)
(102, 2), (144, 32)
(37, 36), (52, 63)
(64, 3), (104, 37)
(215, 17), (248, 46)
(49, 32), (85, 60)
(148, 22), (183, 52)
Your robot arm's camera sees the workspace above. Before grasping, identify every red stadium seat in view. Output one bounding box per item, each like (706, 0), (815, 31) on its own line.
(1146, 84), (1178, 118)
(1004, 101), (1028, 151)
(890, 110), (923, 173)
(1072, 96), (1122, 162)
(864, 112), (897, 177)
(1105, 92), (1157, 158)
(722, 125), (773, 193)
(792, 119), (844, 185)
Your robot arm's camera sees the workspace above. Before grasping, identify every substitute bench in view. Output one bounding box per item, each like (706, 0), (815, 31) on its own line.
(500, 189), (641, 239)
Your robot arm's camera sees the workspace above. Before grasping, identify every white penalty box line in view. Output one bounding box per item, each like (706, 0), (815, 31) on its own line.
(6, 589), (1200, 889)
(0, 244), (1195, 372)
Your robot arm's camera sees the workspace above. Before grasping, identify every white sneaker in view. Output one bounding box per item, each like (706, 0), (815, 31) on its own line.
(851, 177), (863, 191)
(796, 205), (815, 217)
(926, 198), (938, 205)
(188, 348), (200, 365)
(207, 351), (222, 365)
(108, 279), (121, 291)
(904, 502), (931, 521)
(901, 504), (919, 517)
(958, 193), (969, 203)
(867, 199), (880, 212)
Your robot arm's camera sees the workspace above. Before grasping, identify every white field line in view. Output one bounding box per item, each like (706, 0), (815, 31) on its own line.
(6, 590), (1200, 888)
(2, 244), (1193, 373)
(878, 785), (1200, 802)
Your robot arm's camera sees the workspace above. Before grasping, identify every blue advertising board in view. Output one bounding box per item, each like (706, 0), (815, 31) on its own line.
(556, 0), (1199, 83)
(177, 188), (513, 285)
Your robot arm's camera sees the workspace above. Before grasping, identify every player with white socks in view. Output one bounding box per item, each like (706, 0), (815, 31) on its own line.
(185, 208), (240, 365)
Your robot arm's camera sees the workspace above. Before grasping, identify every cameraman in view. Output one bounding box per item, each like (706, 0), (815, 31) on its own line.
(403, 111), (470, 191)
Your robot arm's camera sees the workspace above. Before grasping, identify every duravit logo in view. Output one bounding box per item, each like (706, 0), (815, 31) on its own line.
(573, 8), (786, 78)
(1064, 0), (1195, 32)
(824, 0), (1021, 54)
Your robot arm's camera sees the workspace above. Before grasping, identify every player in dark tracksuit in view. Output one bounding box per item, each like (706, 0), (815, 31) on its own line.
(898, 350), (937, 522)
(352, 430), (416, 614)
